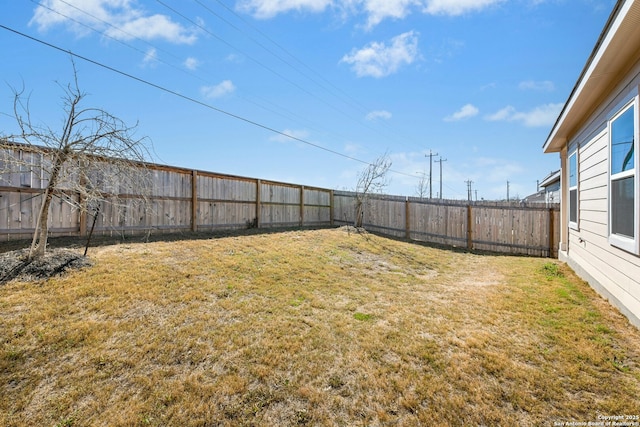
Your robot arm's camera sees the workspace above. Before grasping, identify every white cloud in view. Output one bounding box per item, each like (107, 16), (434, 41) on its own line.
(341, 31), (419, 78)
(237, 0), (505, 27)
(423, 0), (505, 16)
(361, 0), (420, 29)
(513, 103), (563, 127)
(485, 105), (515, 121)
(518, 80), (555, 91)
(486, 103), (563, 127)
(472, 157), (523, 180)
(344, 142), (363, 154)
(110, 14), (197, 44)
(238, 0), (332, 19)
(430, 38), (465, 64)
(201, 80), (236, 99)
(225, 53), (244, 63)
(444, 104), (479, 122)
(30, 0), (197, 44)
(269, 128), (310, 143)
(366, 110), (392, 121)
(480, 82), (497, 91)
(184, 57), (200, 70)
(142, 47), (158, 67)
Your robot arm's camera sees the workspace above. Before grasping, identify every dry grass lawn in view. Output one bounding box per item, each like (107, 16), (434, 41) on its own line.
(1, 227), (640, 426)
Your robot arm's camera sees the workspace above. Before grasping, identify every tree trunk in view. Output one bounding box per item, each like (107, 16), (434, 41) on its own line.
(28, 151), (66, 260)
(28, 188), (54, 259)
(355, 198), (364, 228)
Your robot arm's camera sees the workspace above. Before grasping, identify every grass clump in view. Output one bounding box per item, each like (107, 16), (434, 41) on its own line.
(542, 261), (564, 278)
(353, 312), (373, 321)
(1, 228), (639, 426)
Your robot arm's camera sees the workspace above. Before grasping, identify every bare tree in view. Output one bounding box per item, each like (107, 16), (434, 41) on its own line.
(1, 63), (152, 260)
(415, 172), (428, 199)
(354, 153), (392, 228)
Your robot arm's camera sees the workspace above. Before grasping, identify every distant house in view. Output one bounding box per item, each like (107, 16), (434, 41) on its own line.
(543, 0), (640, 327)
(523, 170), (560, 205)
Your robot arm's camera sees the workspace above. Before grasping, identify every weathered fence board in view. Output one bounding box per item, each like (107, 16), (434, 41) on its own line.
(0, 145), (333, 240)
(0, 145), (559, 257)
(408, 200), (468, 247)
(333, 191), (559, 257)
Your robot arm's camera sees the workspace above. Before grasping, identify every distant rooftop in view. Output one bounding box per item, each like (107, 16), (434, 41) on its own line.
(540, 170), (560, 188)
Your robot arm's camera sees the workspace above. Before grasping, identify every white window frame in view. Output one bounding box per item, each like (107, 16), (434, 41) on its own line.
(568, 149), (579, 230)
(608, 96), (639, 255)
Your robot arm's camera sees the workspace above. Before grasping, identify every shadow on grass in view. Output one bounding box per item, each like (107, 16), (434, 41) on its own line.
(0, 249), (93, 284)
(0, 226), (336, 255)
(0, 257), (32, 285)
(0, 224), (552, 272)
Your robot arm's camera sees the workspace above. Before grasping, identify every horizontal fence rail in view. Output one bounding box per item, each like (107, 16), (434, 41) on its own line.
(1, 145), (559, 257)
(0, 146), (333, 240)
(333, 191), (560, 258)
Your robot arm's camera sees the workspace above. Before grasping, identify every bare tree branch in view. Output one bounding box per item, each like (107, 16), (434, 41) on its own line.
(415, 172), (428, 199)
(1, 61), (152, 260)
(354, 153), (392, 228)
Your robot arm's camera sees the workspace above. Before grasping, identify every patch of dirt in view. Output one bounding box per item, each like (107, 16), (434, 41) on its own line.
(337, 225), (367, 235)
(454, 255), (505, 287)
(0, 248), (92, 284)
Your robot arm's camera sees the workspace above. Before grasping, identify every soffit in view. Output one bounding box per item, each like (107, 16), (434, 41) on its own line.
(543, 0), (640, 153)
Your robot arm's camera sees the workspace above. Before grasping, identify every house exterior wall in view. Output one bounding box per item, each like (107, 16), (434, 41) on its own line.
(561, 58), (640, 328)
(545, 184), (560, 205)
(540, 171), (561, 205)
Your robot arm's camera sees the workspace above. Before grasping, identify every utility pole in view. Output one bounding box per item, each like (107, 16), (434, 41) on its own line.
(465, 180), (473, 202)
(426, 150), (438, 199)
(506, 180), (510, 202)
(436, 157), (447, 200)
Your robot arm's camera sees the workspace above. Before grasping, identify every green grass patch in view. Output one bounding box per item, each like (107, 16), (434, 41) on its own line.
(353, 312), (373, 321)
(542, 261), (563, 278)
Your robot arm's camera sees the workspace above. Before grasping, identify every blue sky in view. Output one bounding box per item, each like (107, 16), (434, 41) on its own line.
(1, 0), (616, 200)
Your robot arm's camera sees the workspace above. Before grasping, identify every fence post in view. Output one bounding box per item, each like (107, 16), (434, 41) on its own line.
(191, 170), (198, 232)
(549, 207), (555, 258)
(78, 194), (87, 237)
(78, 201), (87, 237)
(330, 190), (334, 226)
(467, 204), (473, 251)
(405, 197), (410, 240)
(78, 169), (87, 236)
(300, 185), (305, 227)
(256, 179), (261, 228)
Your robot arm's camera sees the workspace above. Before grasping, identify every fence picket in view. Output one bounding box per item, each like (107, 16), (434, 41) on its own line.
(0, 145), (559, 256)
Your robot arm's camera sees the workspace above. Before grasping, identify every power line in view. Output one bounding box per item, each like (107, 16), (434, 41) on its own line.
(34, 0), (184, 64)
(178, 0), (426, 154)
(196, 0), (372, 118)
(29, 0), (209, 84)
(154, 0), (371, 129)
(35, 0), (369, 152)
(0, 25), (362, 163)
(0, 24), (419, 180)
(25, 1), (439, 180)
(46, 0), (370, 137)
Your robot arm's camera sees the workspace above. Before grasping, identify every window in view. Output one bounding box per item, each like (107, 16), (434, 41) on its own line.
(569, 150), (578, 228)
(609, 99), (638, 254)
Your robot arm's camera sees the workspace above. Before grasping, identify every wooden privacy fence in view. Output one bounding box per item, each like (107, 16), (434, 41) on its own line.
(0, 149), (333, 240)
(333, 191), (560, 257)
(1, 146), (559, 257)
